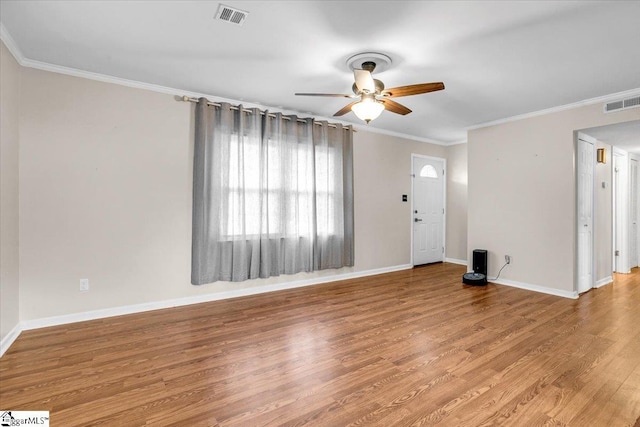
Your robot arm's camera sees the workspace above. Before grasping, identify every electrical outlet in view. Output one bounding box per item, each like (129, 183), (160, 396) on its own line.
(505, 255), (511, 264)
(80, 278), (89, 292)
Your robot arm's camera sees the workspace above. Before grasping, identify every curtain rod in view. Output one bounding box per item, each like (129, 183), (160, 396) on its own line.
(180, 96), (355, 131)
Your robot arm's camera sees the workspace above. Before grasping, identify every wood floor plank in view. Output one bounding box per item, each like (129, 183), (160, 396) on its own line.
(1, 263), (639, 426)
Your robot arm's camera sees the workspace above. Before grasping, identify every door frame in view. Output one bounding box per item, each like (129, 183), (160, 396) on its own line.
(575, 132), (595, 293)
(631, 155), (640, 269)
(410, 154), (447, 266)
(613, 146), (630, 274)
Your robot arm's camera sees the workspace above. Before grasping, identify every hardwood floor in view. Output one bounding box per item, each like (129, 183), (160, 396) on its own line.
(1, 263), (639, 426)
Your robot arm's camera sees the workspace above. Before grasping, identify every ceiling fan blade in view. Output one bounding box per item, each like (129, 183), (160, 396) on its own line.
(380, 98), (412, 115)
(334, 101), (360, 117)
(382, 82), (445, 98)
(354, 69), (375, 93)
(295, 93), (355, 98)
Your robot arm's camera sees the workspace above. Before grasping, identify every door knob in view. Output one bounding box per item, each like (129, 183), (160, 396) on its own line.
(415, 218), (422, 222)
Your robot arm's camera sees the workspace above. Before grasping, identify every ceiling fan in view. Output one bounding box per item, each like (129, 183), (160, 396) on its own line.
(295, 53), (445, 123)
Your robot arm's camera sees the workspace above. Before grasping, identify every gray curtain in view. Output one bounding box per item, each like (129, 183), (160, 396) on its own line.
(192, 98), (354, 284)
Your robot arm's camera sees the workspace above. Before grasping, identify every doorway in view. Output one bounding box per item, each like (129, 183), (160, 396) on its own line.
(576, 134), (595, 293)
(629, 157), (638, 269)
(577, 120), (640, 291)
(411, 155), (445, 266)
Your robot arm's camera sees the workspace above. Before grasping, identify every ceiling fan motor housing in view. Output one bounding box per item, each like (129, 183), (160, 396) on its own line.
(352, 79), (385, 95)
(361, 61), (377, 72)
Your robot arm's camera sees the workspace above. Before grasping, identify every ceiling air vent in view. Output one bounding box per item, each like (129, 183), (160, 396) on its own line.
(215, 4), (249, 26)
(604, 95), (640, 113)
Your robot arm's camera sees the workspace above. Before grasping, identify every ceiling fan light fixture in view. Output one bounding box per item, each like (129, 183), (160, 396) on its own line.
(352, 98), (384, 123)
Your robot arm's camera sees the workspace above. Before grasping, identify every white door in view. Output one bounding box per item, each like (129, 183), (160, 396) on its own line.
(629, 158), (638, 268)
(613, 149), (630, 273)
(577, 137), (594, 293)
(412, 156), (445, 265)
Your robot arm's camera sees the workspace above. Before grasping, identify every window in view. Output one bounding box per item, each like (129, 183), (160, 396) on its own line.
(419, 164), (438, 178)
(224, 135), (325, 239)
(192, 101), (354, 283)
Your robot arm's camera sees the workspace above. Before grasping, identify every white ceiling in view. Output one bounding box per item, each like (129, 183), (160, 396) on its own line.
(2, 1), (640, 144)
(582, 120), (640, 155)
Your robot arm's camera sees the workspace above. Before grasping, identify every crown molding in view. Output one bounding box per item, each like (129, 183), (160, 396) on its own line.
(21, 58), (457, 148)
(448, 139), (468, 146)
(9, 23), (632, 147)
(0, 22), (25, 64)
(353, 125), (452, 146)
(467, 88), (640, 132)
(0, 24), (453, 147)
(22, 57), (454, 147)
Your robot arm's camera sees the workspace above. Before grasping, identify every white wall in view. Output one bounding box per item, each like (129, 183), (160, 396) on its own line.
(0, 41), (21, 343)
(14, 64), (467, 322)
(468, 105), (640, 295)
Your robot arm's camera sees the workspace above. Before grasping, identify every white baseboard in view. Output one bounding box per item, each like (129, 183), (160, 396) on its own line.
(445, 258), (468, 266)
(6, 264), (581, 356)
(21, 264), (413, 332)
(595, 276), (613, 288)
(0, 322), (23, 358)
(491, 278), (579, 299)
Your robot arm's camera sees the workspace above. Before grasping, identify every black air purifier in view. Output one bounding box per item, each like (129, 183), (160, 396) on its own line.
(463, 249), (488, 285)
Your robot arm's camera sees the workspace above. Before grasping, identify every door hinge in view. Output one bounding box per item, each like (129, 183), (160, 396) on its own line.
(442, 247), (445, 253)
(443, 208), (445, 214)
(615, 250), (620, 256)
